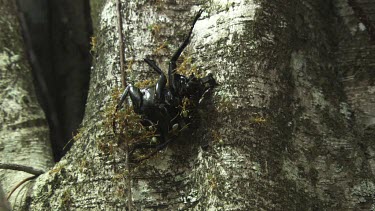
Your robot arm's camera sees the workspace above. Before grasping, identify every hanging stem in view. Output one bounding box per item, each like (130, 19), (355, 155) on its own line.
(116, 0), (131, 210)
(7, 175), (38, 200)
(116, 0), (126, 87)
(125, 136), (132, 210)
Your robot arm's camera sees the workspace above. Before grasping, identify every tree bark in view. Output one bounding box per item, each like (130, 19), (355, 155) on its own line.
(0, 0), (54, 210)
(3, 0), (375, 210)
(0, 184), (11, 211)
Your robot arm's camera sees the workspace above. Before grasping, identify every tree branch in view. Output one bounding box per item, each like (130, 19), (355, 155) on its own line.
(0, 163), (45, 175)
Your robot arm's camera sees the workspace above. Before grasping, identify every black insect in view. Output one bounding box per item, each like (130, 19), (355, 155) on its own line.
(114, 10), (216, 155)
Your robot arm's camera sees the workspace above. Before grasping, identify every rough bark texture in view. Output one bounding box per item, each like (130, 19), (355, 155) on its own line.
(0, 184), (11, 211)
(3, 0), (375, 210)
(0, 0), (54, 210)
(335, 0), (375, 135)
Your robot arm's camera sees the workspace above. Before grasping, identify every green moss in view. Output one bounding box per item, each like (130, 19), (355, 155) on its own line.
(100, 87), (158, 162)
(147, 23), (162, 36)
(60, 189), (72, 208)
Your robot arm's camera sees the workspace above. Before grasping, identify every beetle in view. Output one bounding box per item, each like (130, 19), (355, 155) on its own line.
(114, 9), (216, 154)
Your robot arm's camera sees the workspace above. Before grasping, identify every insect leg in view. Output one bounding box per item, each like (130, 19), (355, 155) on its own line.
(144, 58), (163, 75)
(169, 9), (203, 92)
(144, 58), (166, 102)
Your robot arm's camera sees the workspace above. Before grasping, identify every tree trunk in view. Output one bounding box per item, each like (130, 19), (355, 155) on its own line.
(3, 0), (375, 210)
(0, 0), (54, 210)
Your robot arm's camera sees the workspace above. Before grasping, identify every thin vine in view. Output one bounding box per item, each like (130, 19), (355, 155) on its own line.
(115, 0), (131, 209)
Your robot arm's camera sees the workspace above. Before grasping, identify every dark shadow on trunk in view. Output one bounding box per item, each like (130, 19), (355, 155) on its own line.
(17, 0), (93, 161)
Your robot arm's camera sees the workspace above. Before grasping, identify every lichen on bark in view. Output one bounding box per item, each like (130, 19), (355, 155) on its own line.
(0, 0), (53, 210)
(8, 0), (375, 210)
